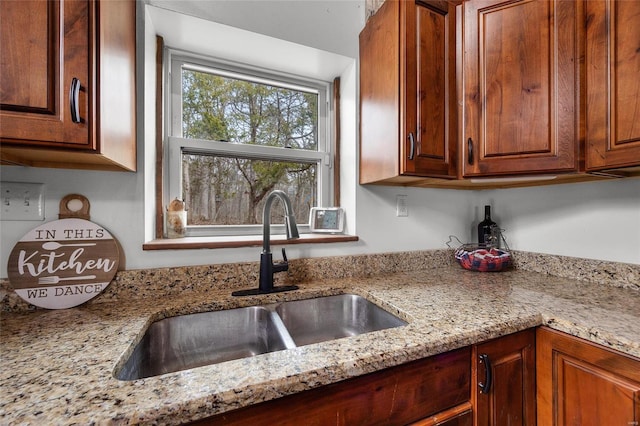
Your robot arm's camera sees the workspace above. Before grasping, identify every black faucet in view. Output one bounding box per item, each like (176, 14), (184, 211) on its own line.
(232, 190), (300, 296)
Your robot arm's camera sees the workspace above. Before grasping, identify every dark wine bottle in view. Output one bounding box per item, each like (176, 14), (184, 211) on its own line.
(478, 205), (497, 246)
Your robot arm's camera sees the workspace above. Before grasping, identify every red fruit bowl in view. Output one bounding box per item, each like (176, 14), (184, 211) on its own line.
(454, 244), (512, 272)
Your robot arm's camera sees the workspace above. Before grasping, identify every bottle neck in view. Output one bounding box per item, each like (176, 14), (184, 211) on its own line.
(484, 205), (491, 220)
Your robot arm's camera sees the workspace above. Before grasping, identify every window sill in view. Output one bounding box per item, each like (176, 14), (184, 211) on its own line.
(142, 233), (359, 250)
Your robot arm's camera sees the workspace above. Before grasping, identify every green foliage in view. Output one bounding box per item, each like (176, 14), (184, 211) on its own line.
(181, 69), (318, 225)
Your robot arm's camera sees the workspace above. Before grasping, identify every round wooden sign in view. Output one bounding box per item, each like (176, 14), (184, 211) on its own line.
(7, 218), (119, 309)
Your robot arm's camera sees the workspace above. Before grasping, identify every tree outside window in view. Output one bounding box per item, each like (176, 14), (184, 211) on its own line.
(179, 68), (322, 227)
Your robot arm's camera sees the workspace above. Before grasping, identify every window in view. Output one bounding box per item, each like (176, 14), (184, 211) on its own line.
(166, 53), (333, 236)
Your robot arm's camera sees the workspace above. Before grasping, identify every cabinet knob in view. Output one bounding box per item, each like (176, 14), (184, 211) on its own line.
(70, 78), (82, 123)
(467, 138), (474, 165)
(478, 353), (493, 394)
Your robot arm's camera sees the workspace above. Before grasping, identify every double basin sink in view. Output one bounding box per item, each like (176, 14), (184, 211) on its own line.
(116, 294), (407, 380)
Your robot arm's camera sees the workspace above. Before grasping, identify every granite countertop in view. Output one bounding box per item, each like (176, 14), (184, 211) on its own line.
(1, 266), (639, 425)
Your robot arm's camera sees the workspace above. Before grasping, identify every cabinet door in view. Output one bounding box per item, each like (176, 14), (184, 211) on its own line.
(404, 1), (458, 178)
(0, 0), (90, 146)
(359, 0), (402, 184)
(537, 327), (640, 426)
(585, 0), (640, 171)
(0, 0), (136, 171)
(463, 0), (578, 176)
(473, 329), (536, 426)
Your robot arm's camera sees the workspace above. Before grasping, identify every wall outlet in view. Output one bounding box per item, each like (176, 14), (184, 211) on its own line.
(396, 194), (408, 217)
(1, 182), (45, 221)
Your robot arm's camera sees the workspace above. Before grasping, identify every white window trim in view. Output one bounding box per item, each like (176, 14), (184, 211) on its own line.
(164, 49), (334, 237)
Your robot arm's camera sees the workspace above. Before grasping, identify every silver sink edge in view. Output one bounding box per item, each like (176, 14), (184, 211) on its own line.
(113, 293), (408, 380)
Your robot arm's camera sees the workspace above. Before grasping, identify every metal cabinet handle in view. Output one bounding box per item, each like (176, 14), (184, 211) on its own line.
(408, 132), (415, 160)
(70, 78), (81, 123)
(467, 138), (474, 165)
(478, 353), (492, 394)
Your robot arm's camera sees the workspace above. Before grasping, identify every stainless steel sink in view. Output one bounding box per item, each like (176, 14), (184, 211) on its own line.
(116, 306), (294, 380)
(115, 294), (407, 380)
(275, 294), (407, 346)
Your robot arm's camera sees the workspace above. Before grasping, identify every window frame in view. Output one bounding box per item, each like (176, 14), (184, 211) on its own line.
(164, 49), (334, 237)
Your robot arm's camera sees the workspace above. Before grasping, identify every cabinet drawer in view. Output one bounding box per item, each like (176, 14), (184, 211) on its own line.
(410, 403), (472, 426)
(193, 346), (471, 425)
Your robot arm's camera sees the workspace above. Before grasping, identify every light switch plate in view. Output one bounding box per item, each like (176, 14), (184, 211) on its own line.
(396, 194), (408, 217)
(1, 182), (45, 221)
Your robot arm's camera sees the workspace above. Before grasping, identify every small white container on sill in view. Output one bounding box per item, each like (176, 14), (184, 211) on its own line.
(166, 199), (187, 238)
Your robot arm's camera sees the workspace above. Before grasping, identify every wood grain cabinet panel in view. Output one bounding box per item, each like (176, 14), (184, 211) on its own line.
(0, 0), (55, 113)
(585, 0), (640, 171)
(462, 0), (578, 176)
(191, 347), (471, 425)
(0, 0), (136, 171)
(473, 329), (536, 426)
(410, 403), (472, 426)
(537, 327), (640, 426)
(0, 0), (89, 146)
(359, 0), (458, 184)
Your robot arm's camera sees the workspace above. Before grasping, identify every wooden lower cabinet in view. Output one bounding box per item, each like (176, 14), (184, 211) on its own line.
(410, 403), (472, 426)
(191, 347), (470, 425)
(537, 327), (640, 426)
(473, 329), (536, 426)
(188, 328), (640, 425)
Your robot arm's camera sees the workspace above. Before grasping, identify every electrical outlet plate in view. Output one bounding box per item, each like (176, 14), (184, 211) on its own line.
(1, 182), (45, 221)
(396, 194), (408, 217)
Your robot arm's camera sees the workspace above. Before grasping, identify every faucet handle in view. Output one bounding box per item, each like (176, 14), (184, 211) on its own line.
(272, 248), (289, 273)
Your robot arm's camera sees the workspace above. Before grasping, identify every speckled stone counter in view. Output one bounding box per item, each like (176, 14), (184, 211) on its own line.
(2, 257), (639, 425)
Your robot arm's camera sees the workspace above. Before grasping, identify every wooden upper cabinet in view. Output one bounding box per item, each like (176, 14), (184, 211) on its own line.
(0, 0), (136, 171)
(359, 0), (458, 184)
(462, 0), (578, 177)
(0, 0), (89, 146)
(537, 327), (640, 426)
(585, 0), (640, 172)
